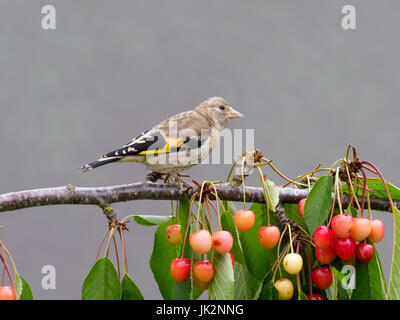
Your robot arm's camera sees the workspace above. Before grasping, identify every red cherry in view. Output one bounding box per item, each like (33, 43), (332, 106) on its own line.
(315, 242), (336, 264)
(350, 218), (371, 242)
(189, 229), (212, 254)
(166, 224), (182, 245)
(298, 198), (306, 219)
(170, 258), (191, 282)
(369, 219), (385, 243)
(193, 272), (209, 291)
(312, 267), (333, 290)
(212, 231), (233, 254)
(233, 209), (255, 232)
(258, 226), (280, 249)
(313, 225), (335, 250)
(193, 260), (215, 282)
(0, 286), (16, 300)
(229, 252), (235, 267)
(356, 244), (375, 263)
(306, 293), (324, 300)
(331, 214), (354, 238)
(334, 237), (356, 260)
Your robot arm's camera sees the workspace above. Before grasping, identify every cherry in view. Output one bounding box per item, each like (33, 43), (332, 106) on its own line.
(0, 286), (16, 300)
(313, 225), (335, 250)
(212, 231), (233, 254)
(233, 209), (255, 232)
(306, 293), (324, 300)
(298, 198), (306, 219)
(331, 214), (354, 238)
(189, 229), (212, 254)
(315, 243), (336, 265)
(274, 278), (294, 300)
(356, 244), (375, 263)
(283, 253), (303, 275)
(334, 237), (356, 260)
(193, 272), (209, 291)
(311, 267), (333, 290)
(193, 260), (215, 282)
(170, 258), (191, 282)
(369, 219), (385, 243)
(350, 218), (371, 242)
(166, 224), (182, 245)
(258, 226), (280, 249)
(229, 252), (235, 267)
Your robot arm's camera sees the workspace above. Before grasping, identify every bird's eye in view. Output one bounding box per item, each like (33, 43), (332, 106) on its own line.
(219, 105), (225, 110)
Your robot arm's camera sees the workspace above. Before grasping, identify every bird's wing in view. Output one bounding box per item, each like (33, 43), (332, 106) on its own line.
(106, 110), (213, 157)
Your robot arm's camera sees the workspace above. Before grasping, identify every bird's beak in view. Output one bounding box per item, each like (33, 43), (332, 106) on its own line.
(228, 107), (244, 119)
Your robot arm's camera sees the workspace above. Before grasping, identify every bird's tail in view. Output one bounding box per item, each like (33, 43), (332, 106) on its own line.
(81, 156), (122, 172)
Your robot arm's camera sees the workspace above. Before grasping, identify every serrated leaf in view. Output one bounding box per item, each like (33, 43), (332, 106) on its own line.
(304, 176), (333, 234)
(233, 263), (253, 299)
(15, 274), (33, 300)
(221, 201), (246, 265)
(121, 273), (144, 300)
(133, 215), (173, 226)
(240, 203), (279, 281)
(82, 257), (121, 300)
(388, 207), (400, 299)
(209, 253), (235, 300)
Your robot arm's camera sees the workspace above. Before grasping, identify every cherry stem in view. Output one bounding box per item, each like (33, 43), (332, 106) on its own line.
(361, 160), (394, 209)
(104, 228), (116, 258)
(0, 249), (15, 291)
(181, 194), (196, 259)
(112, 234), (121, 278)
(205, 200), (214, 234)
(345, 164), (362, 212)
(96, 227), (111, 260)
(118, 227), (128, 274)
(257, 166), (270, 226)
(359, 167), (368, 216)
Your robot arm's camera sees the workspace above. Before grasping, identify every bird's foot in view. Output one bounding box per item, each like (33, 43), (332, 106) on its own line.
(146, 171), (163, 183)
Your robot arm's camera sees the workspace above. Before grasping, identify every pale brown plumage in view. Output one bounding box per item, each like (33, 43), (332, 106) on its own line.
(82, 97), (243, 175)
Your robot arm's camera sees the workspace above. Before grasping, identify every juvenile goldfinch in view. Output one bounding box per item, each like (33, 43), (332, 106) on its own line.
(82, 97), (243, 176)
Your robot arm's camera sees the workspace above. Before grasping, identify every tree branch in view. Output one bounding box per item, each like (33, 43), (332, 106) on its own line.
(0, 181), (398, 214)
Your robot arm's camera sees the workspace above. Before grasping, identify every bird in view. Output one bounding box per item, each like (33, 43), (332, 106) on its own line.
(81, 97), (243, 181)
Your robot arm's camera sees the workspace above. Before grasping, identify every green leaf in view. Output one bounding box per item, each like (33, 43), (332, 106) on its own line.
(173, 278), (192, 300)
(240, 203), (279, 281)
(388, 207), (400, 299)
(221, 201), (246, 265)
(282, 203), (308, 231)
(133, 215), (173, 226)
(82, 257), (122, 300)
(343, 180), (400, 202)
(263, 179), (280, 212)
(366, 241), (387, 300)
(149, 220), (177, 300)
(233, 263), (253, 299)
(332, 266), (351, 300)
(351, 261), (371, 300)
(259, 280), (279, 300)
(15, 274), (33, 300)
(304, 176), (333, 234)
(121, 273), (144, 300)
(209, 253), (235, 300)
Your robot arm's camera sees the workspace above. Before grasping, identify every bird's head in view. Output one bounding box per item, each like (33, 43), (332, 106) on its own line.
(195, 97), (243, 129)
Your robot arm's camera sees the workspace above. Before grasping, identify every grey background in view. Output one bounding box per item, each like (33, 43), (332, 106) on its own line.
(0, 1), (398, 299)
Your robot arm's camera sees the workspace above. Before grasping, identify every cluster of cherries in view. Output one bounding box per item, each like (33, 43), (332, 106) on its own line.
(298, 198), (385, 300)
(167, 224), (234, 290)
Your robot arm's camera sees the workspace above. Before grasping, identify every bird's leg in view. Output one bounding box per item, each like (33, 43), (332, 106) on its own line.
(177, 172), (191, 178)
(145, 171), (163, 183)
